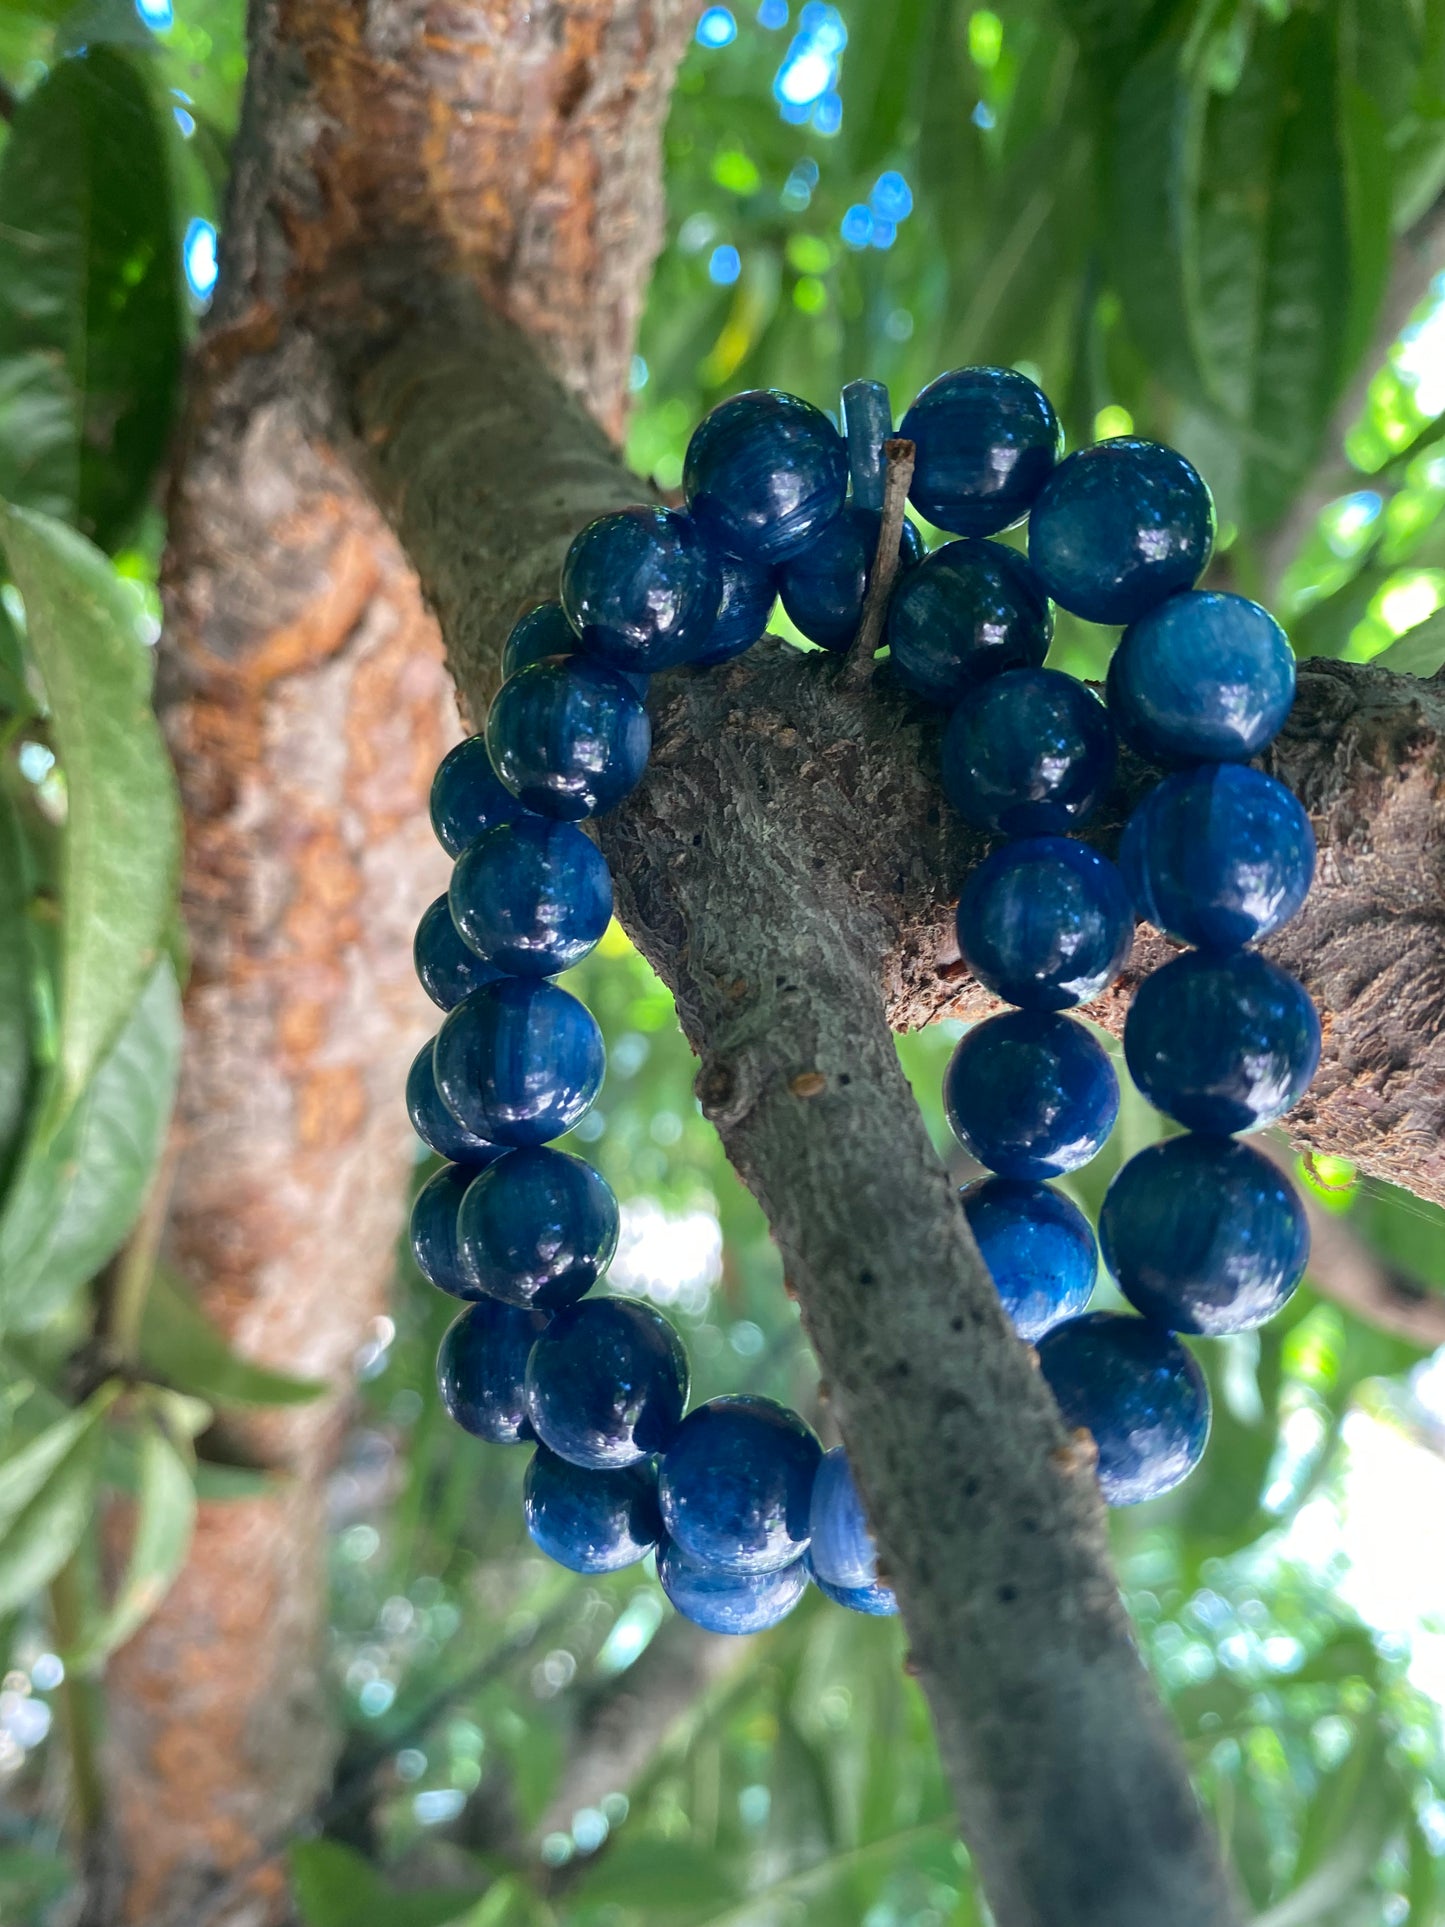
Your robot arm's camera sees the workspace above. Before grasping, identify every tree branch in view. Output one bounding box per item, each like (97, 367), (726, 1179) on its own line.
(842, 437), (915, 691)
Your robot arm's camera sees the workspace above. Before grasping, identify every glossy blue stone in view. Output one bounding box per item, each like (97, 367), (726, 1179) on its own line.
(434, 978), (604, 1147)
(487, 659), (651, 821)
(436, 1298), (549, 1444)
(430, 735), (528, 859)
(563, 506), (723, 673)
(457, 1145), (617, 1309)
(450, 818), (612, 977)
(1100, 1135), (1309, 1337)
(777, 506), (923, 652)
(524, 1447), (662, 1573)
(960, 1176), (1097, 1341)
(1028, 439), (1214, 625)
(1108, 591), (1297, 763)
(941, 668), (1117, 835)
(1037, 1311), (1210, 1506)
(901, 366), (1062, 538)
(808, 1446), (879, 1590)
(957, 837), (1134, 1012)
(414, 894), (503, 1012)
(1123, 764), (1314, 950)
(885, 539), (1052, 705)
(525, 1296), (689, 1468)
(812, 1569), (899, 1617)
(405, 1039), (507, 1166)
(409, 1162), (482, 1299)
(944, 1011), (1119, 1180)
(502, 601), (578, 679)
(842, 378), (892, 512)
(691, 548), (777, 666)
(684, 389), (848, 565)
(659, 1394), (822, 1576)
(658, 1539), (809, 1634)
(1123, 950), (1320, 1135)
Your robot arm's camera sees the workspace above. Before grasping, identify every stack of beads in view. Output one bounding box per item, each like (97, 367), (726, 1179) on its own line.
(405, 365), (1318, 1632)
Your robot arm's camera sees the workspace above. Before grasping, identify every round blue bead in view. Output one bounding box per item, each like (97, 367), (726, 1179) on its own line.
(501, 601), (579, 679)
(960, 1176), (1097, 1341)
(808, 1446), (879, 1590)
(659, 1539), (809, 1635)
(406, 1039), (507, 1166)
(413, 894), (503, 1012)
(457, 1145), (618, 1309)
(524, 1447), (662, 1573)
(434, 978), (604, 1147)
(409, 1162), (482, 1300)
(430, 734), (528, 859)
(941, 668), (1116, 835)
(487, 659), (651, 821)
(450, 818), (613, 977)
(436, 1299), (549, 1444)
(1100, 1135), (1309, 1337)
(684, 389), (848, 565)
(886, 539), (1052, 705)
(659, 1394), (822, 1576)
(691, 548), (777, 666)
(1108, 591), (1296, 764)
(1123, 950), (1320, 1135)
(841, 377), (892, 513)
(525, 1296), (689, 1469)
(777, 506), (923, 652)
(1037, 1311), (1210, 1506)
(563, 506), (723, 674)
(811, 1568), (899, 1617)
(1028, 439), (1214, 626)
(1123, 764), (1314, 950)
(901, 366), (1062, 538)
(957, 837), (1134, 1012)
(944, 1011), (1120, 1180)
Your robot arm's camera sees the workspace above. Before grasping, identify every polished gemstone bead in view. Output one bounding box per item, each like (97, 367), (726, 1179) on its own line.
(414, 894), (503, 1012)
(684, 389), (848, 564)
(957, 837), (1134, 1011)
(487, 659), (651, 821)
(1037, 1311), (1210, 1506)
(810, 1566), (899, 1616)
(450, 818), (613, 977)
(1107, 591), (1296, 763)
(944, 1011), (1119, 1179)
(563, 506), (723, 674)
(405, 1039), (507, 1167)
(430, 735), (529, 859)
(434, 978), (604, 1147)
(1123, 950), (1320, 1135)
(885, 539), (1052, 705)
(777, 506), (923, 651)
(501, 601), (578, 678)
(525, 1296), (689, 1468)
(1122, 764), (1314, 949)
(659, 1394), (822, 1575)
(1028, 439), (1214, 625)
(523, 1446), (662, 1573)
(842, 377), (892, 512)
(409, 1162), (482, 1300)
(1100, 1135), (1309, 1336)
(960, 1176), (1097, 1341)
(808, 1446), (880, 1591)
(941, 668), (1116, 835)
(456, 1146), (618, 1308)
(658, 1538), (809, 1634)
(692, 548), (777, 665)
(901, 366), (1061, 537)
(435, 1298), (549, 1444)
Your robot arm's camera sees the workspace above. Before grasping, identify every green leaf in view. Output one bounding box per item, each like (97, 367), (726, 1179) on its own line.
(0, 47), (183, 545)
(68, 1412), (195, 1668)
(1371, 607), (1445, 676)
(139, 1266), (327, 1409)
(0, 787), (33, 1187)
(571, 1841), (744, 1916)
(290, 1839), (483, 1927)
(0, 1384), (114, 1616)
(0, 959), (181, 1331)
(0, 504), (180, 1132)
(1255, 1718), (1402, 1927)
(0, 1845), (71, 1910)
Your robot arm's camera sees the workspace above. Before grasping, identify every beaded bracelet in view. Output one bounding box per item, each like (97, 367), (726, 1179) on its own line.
(405, 367), (1318, 1637)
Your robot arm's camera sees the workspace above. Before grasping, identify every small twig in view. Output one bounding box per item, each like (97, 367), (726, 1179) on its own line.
(50, 1561), (106, 1840)
(842, 437), (915, 692)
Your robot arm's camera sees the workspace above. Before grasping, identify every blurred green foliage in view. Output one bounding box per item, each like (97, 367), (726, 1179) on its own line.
(0, 0), (1444, 1924)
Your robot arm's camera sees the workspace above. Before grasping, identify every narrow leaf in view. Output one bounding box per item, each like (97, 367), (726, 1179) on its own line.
(140, 1266), (327, 1409)
(69, 1415), (195, 1668)
(1372, 609), (1445, 676)
(290, 1839), (483, 1927)
(0, 786), (33, 1186)
(0, 1388), (112, 1616)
